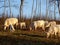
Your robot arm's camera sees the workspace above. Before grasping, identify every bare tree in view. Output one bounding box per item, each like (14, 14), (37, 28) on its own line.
(8, 0), (19, 17)
(20, 0), (24, 20)
(57, 1), (60, 15)
(33, 0), (38, 20)
(49, 0), (57, 20)
(40, 0), (41, 19)
(0, 0), (18, 18)
(8, 0), (12, 17)
(35, 0), (38, 16)
(46, 0), (48, 20)
(54, 0), (56, 20)
(31, 0), (34, 22)
(4, 0), (6, 17)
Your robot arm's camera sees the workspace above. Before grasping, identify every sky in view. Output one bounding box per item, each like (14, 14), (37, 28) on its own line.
(0, 0), (59, 20)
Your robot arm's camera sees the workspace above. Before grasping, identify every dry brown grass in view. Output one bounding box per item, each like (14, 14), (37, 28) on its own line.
(0, 30), (60, 45)
(0, 17), (60, 45)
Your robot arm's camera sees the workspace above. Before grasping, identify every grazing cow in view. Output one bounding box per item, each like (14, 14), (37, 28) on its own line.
(4, 18), (18, 31)
(46, 24), (60, 38)
(29, 20), (48, 31)
(46, 26), (57, 38)
(19, 22), (26, 29)
(46, 21), (56, 38)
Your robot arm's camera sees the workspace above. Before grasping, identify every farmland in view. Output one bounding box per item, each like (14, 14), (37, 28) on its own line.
(0, 30), (60, 45)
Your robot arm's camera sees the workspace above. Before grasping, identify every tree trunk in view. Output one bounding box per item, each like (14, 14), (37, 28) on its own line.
(54, 0), (56, 20)
(20, 0), (24, 21)
(8, 0), (12, 17)
(35, 0), (37, 16)
(33, 0), (37, 20)
(31, 0), (34, 22)
(46, 0), (48, 20)
(40, 0), (41, 19)
(57, 1), (60, 15)
(4, 0), (6, 18)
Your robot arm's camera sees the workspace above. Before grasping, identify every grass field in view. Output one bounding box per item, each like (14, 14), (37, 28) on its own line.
(0, 30), (60, 45)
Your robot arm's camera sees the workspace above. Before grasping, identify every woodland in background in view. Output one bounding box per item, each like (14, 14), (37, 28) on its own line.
(0, 0), (60, 28)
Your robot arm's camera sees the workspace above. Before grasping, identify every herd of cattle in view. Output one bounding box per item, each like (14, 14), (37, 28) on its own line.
(3, 18), (60, 38)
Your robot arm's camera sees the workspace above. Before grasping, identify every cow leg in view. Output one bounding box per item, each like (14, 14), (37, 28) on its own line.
(47, 33), (50, 38)
(54, 32), (57, 38)
(51, 33), (54, 38)
(12, 26), (15, 30)
(10, 25), (15, 32)
(42, 25), (45, 31)
(29, 27), (32, 31)
(4, 26), (6, 30)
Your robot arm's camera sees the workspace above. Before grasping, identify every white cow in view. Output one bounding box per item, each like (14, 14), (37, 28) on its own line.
(29, 20), (48, 31)
(4, 18), (18, 31)
(46, 26), (57, 38)
(19, 22), (26, 29)
(46, 24), (60, 38)
(46, 21), (56, 38)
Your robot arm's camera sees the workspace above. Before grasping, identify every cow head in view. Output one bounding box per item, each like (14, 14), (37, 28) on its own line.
(45, 23), (51, 28)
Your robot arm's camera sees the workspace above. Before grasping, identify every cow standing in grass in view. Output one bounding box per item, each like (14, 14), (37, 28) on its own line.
(4, 18), (18, 31)
(46, 25), (60, 38)
(46, 21), (58, 38)
(19, 22), (26, 29)
(46, 26), (57, 38)
(29, 20), (48, 31)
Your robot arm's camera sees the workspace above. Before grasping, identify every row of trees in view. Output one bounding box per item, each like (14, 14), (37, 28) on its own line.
(0, 0), (60, 21)
(31, 0), (60, 21)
